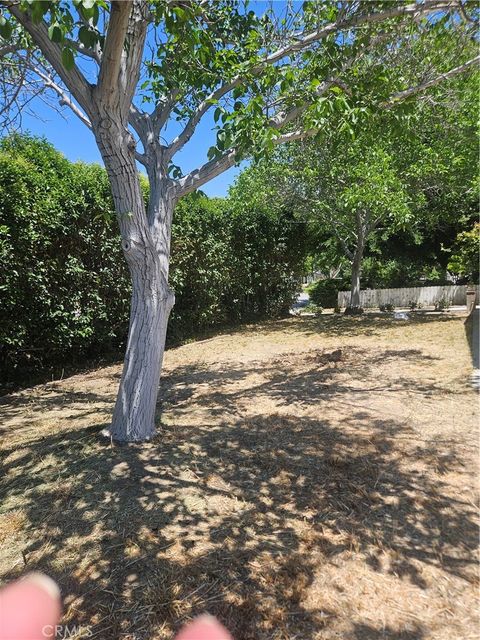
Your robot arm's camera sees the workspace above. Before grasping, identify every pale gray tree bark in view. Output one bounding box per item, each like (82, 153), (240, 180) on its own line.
(344, 211), (379, 314)
(92, 118), (175, 440)
(349, 244), (364, 311)
(349, 212), (366, 312)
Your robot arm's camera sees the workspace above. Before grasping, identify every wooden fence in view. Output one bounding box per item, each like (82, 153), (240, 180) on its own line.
(337, 284), (480, 309)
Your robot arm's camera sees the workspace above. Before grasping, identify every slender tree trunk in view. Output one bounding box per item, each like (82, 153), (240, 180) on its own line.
(349, 246), (363, 309)
(93, 114), (174, 441)
(345, 217), (365, 314)
(110, 258), (174, 441)
(345, 211), (368, 315)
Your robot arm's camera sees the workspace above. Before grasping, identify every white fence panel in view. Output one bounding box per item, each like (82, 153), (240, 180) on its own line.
(337, 284), (479, 309)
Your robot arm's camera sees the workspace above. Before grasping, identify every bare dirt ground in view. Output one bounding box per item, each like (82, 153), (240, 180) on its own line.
(1, 314), (478, 640)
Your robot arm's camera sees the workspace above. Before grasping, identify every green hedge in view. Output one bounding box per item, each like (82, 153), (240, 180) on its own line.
(0, 135), (305, 383)
(307, 278), (340, 308)
(0, 135), (131, 381)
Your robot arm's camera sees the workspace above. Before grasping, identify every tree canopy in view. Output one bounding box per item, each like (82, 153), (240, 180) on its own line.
(229, 60), (478, 306)
(1, 1), (478, 188)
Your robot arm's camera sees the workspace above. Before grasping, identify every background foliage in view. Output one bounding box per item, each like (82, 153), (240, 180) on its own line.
(245, 67), (478, 296)
(0, 135), (306, 385)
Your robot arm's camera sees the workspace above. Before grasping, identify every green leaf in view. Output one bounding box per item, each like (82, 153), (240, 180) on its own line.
(78, 25), (96, 48)
(173, 6), (187, 21)
(207, 146), (217, 161)
(0, 18), (12, 40)
(31, 0), (49, 24)
(61, 47), (75, 71)
(48, 23), (63, 44)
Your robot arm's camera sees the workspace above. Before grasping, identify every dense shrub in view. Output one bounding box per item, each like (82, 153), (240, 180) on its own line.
(225, 164), (308, 321)
(358, 256), (450, 288)
(223, 205), (306, 321)
(0, 134), (130, 381)
(169, 191), (306, 338)
(169, 193), (232, 339)
(307, 278), (340, 308)
(0, 135), (306, 383)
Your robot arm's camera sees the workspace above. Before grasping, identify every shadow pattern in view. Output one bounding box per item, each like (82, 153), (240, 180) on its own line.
(0, 335), (478, 640)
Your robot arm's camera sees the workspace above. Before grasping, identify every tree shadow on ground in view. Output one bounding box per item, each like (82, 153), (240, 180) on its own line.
(159, 346), (447, 419)
(0, 343), (477, 640)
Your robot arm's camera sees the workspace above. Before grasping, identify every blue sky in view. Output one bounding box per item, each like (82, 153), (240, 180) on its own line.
(19, 98), (242, 198)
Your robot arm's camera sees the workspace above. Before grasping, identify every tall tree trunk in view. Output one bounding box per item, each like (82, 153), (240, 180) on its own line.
(344, 210), (367, 314)
(349, 246), (363, 309)
(94, 115), (174, 441)
(110, 257), (174, 441)
(345, 217), (365, 314)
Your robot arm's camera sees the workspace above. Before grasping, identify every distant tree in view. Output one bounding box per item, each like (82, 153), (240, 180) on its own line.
(238, 60), (478, 307)
(447, 224), (480, 283)
(0, 0), (477, 439)
(288, 136), (413, 311)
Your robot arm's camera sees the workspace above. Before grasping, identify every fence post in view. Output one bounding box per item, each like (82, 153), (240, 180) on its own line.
(466, 285), (477, 315)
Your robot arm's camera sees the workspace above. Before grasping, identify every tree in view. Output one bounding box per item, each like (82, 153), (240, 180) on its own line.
(237, 136), (414, 311)
(0, 0), (477, 440)
(447, 224), (480, 283)
(237, 57), (479, 308)
(302, 138), (413, 311)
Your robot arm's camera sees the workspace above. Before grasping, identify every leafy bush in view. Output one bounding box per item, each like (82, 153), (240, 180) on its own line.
(303, 303), (323, 315)
(169, 191), (306, 338)
(168, 193), (231, 339)
(226, 170), (308, 321)
(0, 134), (130, 381)
(379, 303), (395, 312)
(307, 278), (339, 308)
(0, 135), (307, 383)
(408, 300), (422, 311)
(434, 297), (449, 312)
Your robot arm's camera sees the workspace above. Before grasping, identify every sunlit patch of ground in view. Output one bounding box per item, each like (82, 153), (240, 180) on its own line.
(1, 313), (478, 640)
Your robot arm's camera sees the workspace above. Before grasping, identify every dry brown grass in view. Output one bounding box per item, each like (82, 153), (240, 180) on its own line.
(0, 313), (478, 640)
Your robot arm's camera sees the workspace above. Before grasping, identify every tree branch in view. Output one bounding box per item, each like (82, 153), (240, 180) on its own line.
(0, 42), (18, 57)
(174, 149), (237, 198)
(166, 0), (453, 158)
(96, 0), (131, 109)
(120, 0), (150, 115)
(29, 62), (91, 129)
(7, 3), (92, 115)
(338, 235), (355, 261)
(174, 45), (478, 201)
(173, 69), (355, 198)
(65, 37), (100, 64)
(269, 76), (352, 129)
(151, 89), (181, 137)
(384, 55), (480, 107)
